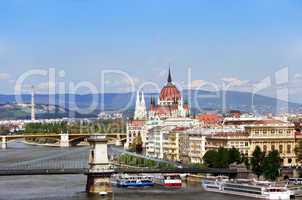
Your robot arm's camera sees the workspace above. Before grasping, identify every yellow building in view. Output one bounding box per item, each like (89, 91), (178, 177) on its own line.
(207, 132), (249, 155)
(177, 128), (207, 164)
(152, 126), (207, 164)
(162, 127), (183, 161)
(208, 122), (298, 166)
(246, 124), (296, 166)
(144, 116), (301, 167)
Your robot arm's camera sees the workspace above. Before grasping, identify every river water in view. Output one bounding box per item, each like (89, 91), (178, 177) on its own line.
(0, 175), (255, 200)
(0, 141), (296, 200)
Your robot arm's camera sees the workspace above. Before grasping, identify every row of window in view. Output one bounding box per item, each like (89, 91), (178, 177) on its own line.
(253, 129), (292, 134)
(281, 158), (294, 164)
(128, 134), (137, 138)
(261, 144), (292, 153)
(229, 141), (249, 146)
(128, 127), (143, 130)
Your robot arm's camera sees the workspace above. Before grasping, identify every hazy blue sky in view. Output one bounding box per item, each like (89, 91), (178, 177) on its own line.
(0, 0), (302, 102)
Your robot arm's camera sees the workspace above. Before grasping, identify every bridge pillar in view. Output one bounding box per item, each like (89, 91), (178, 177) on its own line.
(60, 133), (69, 147)
(115, 134), (122, 146)
(1, 136), (7, 149)
(86, 135), (114, 195)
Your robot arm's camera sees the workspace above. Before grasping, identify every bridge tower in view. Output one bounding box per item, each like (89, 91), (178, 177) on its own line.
(86, 135), (114, 195)
(1, 136), (7, 149)
(59, 132), (69, 147)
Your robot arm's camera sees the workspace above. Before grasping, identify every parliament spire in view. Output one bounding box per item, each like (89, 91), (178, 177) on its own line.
(167, 67), (172, 83)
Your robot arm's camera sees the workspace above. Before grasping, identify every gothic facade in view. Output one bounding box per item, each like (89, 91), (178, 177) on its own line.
(125, 69), (192, 150)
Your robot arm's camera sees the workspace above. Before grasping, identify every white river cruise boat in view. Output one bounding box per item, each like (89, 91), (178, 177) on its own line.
(202, 179), (295, 200)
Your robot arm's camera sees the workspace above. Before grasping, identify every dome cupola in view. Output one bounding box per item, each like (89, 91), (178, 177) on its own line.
(159, 68), (181, 102)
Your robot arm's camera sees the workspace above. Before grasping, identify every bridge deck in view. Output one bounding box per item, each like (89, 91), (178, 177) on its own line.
(2, 133), (126, 140)
(0, 168), (86, 176)
(0, 168), (237, 176)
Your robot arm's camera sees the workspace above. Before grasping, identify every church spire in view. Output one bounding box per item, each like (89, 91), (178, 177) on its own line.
(167, 67), (172, 83)
(141, 91), (146, 107)
(134, 90), (147, 120)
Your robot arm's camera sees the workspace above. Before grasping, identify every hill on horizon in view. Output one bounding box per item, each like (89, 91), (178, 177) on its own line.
(0, 90), (301, 120)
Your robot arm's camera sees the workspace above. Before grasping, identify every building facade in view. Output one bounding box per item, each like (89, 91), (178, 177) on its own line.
(125, 120), (146, 149)
(125, 68), (191, 150)
(246, 124), (297, 166)
(208, 121), (298, 166)
(179, 128), (207, 164)
(146, 126), (173, 159)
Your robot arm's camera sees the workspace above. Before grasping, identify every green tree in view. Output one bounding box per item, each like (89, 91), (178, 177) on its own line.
(203, 147), (242, 168)
(215, 147), (230, 168)
(263, 150), (281, 181)
(203, 150), (218, 168)
(24, 122), (68, 134)
(189, 163), (205, 169)
(250, 146), (265, 178)
(241, 154), (250, 169)
(228, 147), (242, 165)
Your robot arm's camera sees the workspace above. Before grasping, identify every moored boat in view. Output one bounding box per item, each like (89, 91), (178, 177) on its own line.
(115, 174), (155, 187)
(155, 174), (182, 187)
(202, 178), (294, 200)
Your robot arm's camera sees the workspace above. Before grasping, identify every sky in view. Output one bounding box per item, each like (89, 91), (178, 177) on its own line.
(0, 0), (302, 102)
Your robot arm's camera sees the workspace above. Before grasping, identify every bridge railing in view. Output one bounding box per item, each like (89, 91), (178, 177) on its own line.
(0, 147), (90, 171)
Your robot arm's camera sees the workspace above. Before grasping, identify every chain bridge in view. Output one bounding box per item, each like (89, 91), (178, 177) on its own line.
(0, 134), (238, 194)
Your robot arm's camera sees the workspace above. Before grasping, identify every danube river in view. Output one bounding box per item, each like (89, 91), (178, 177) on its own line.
(0, 175), (255, 200)
(0, 141), (294, 200)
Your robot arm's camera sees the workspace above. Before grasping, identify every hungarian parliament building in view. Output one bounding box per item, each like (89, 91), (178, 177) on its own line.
(125, 69), (302, 167)
(125, 69), (198, 148)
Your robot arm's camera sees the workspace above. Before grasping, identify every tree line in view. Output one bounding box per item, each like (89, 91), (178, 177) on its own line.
(24, 122), (68, 134)
(250, 146), (281, 181)
(203, 147), (246, 168)
(118, 154), (176, 169)
(203, 146), (281, 181)
(24, 119), (126, 134)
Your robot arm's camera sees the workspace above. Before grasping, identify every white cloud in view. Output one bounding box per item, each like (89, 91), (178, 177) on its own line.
(221, 77), (249, 87)
(190, 79), (207, 89)
(0, 73), (10, 80)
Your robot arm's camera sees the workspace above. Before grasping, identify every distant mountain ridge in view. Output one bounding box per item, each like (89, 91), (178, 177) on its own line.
(0, 90), (301, 119)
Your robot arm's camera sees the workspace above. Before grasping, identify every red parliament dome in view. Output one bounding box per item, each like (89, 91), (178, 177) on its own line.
(159, 69), (181, 101)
